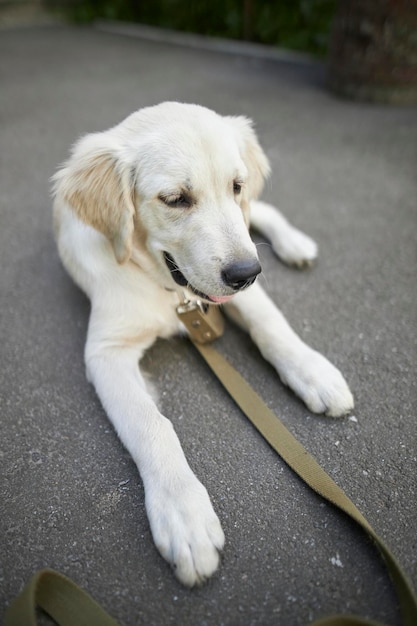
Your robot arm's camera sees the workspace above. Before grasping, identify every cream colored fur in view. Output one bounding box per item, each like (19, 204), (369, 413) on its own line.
(53, 102), (353, 587)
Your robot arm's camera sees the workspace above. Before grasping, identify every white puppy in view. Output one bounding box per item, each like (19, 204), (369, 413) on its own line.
(53, 102), (353, 587)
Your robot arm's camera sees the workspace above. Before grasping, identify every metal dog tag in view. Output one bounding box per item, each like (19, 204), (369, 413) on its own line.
(176, 300), (224, 344)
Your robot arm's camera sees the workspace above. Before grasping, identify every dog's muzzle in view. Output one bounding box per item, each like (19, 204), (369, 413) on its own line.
(221, 259), (261, 290)
(163, 252), (261, 302)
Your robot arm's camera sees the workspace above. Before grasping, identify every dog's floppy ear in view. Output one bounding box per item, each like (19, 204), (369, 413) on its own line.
(53, 134), (136, 264)
(225, 116), (271, 199)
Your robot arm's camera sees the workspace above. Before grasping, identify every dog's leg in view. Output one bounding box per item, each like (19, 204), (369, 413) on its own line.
(250, 200), (318, 267)
(84, 328), (224, 586)
(224, 282), (353, 417)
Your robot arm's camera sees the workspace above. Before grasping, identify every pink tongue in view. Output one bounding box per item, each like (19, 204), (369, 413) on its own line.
(209, 294), (235, 304)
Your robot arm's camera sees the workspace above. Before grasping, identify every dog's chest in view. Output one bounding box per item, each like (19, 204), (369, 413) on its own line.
(135, 280), (184, 341)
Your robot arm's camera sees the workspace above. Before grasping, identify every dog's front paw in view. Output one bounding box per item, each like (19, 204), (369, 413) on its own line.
(271, 226), (318, 268)
(279, 347), (354, 417)
(146, 474), (225, 586)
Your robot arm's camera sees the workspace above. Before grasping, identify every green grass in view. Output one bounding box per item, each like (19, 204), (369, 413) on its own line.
(57, 0), (338, 57)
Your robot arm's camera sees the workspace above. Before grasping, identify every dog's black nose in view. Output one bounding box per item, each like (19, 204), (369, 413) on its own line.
(222, 258), (262, 290)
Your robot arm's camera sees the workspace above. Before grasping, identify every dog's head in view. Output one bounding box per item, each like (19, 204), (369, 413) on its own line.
(53, 102), (270, 303)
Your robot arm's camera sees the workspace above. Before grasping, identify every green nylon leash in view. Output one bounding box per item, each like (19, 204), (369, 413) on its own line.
(192, 341), (417, 626)
(5, 342), (417, 626)
(4, 568), (118, 626)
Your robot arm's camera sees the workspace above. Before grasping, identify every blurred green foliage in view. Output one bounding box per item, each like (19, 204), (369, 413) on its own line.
(59, 0), (337, 56)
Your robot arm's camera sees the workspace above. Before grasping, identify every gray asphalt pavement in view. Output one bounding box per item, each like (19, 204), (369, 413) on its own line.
(1, 24), (416, 626)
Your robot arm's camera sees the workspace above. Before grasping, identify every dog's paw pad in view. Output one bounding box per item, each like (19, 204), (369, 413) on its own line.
(306, 375), (354, 418)
(147, 476), (224, 587)
(272, 228), (318, 268)
(279, 348), (354, 418)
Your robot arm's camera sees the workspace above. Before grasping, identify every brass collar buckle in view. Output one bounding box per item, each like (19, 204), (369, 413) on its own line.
(176, 298), (224, 344)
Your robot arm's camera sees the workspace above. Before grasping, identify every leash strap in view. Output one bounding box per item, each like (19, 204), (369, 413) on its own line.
(5, 333), (417, 626)
(4, 568), (119, 626)
(192, 340), (417, 626)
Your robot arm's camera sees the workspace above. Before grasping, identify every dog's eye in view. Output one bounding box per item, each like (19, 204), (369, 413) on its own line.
(159, 194), (191, 209)
(233, 181), (242, 195)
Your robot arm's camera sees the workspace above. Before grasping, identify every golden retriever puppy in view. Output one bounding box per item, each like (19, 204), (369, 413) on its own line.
(52, 102), (353, 586)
